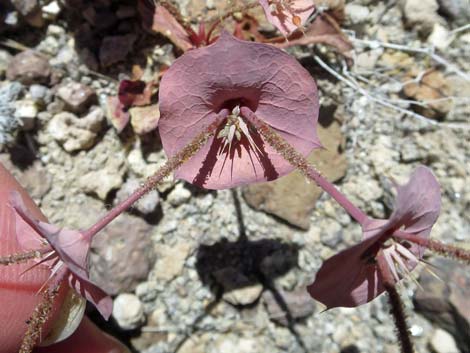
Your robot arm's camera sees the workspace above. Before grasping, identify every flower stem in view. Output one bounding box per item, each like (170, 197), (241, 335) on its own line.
(82, 120), (220, 240)
(377, 252), (414, 353)
(159, 0), (197, 38)
(206, 2), (261, 41)
(247, 111), (368, 224)
(0, 248), (49, 266)
(395, 232), (470, 265)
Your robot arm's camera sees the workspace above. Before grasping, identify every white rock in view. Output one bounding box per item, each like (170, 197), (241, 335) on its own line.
(115, 178), (159, 214)
(14, 99), (38, 130)
(112, 293), (145, 330)
(47, 24), (65, 37)
(129, 104), (160, 135)
(209, 335), (262, 353)
(167, 183), (191, 206)
(153, 242), (192, 282)
(213, 267), (263, 306)
(402, 0), (443, 33)
(48, 108), (104, 152)
(345, 4), (370, 24)
(79, 170), (123, 200)
(42, 1), (61, 20)
(429, 329), (459, 353)
(428, 24), (454, 50)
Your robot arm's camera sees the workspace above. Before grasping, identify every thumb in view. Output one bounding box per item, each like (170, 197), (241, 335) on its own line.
(0, 162), (68, 353)
(34, 316), (130, 353)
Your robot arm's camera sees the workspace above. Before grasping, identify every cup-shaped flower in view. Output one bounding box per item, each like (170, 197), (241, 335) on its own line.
(158, 31), (321, 189)
(259, 0), (316, 36)
(9, 191), (112, 320)
(307, 166), (441, 309)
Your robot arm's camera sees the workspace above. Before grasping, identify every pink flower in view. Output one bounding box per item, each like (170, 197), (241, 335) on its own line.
(158, 31), (321, 189)
(259, 0), (316, 36)
(307, 166), (441, 309)
(9, 192), (112, 320)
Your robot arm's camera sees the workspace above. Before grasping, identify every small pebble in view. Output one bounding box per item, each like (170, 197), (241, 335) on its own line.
(112, 293), (145, 330)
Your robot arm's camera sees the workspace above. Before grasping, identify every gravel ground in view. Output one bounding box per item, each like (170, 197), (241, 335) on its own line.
(1, 0), (469, 352)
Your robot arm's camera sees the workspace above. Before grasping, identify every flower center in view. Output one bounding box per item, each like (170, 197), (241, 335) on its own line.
(216, 105), (261, 156)
(381, 239), (419, 284)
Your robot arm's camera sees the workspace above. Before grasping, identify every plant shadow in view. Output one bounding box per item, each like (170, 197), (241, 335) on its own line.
(189, 189), (310, 352)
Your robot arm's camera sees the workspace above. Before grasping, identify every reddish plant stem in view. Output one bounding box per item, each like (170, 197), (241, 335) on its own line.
(377, 252), (414, 353)
(82, 120), (220, 240)
(159, 0), (197, 37)
(248, 112), (368, 224)
(206, 2), (260, 41)
(394, 231), (470, 264)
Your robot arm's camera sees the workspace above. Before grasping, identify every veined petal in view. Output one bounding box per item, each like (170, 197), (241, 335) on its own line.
(308, 166), (442, 308)
(68, 273), (112, 320)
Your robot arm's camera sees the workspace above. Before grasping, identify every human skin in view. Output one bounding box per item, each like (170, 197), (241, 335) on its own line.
(34, 317), (130, 353)
(0, 162), (68, 353)
(0, 163), (130, 352)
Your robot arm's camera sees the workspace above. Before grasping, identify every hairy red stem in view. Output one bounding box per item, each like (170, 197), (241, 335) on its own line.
(394, 231), (470, 264)
(82, 120), (220, 240)
(377, 252), (414, 353)
(247, 111), (368, 224)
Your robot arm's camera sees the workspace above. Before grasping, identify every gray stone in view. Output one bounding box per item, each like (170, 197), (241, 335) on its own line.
(320, 221), (343, 248)
(135, 282), (158, 303)
(437, 0), (470, 25)
(414, 258), (470, 352)
(167, 183), (191, 207)
(263, 288), (315, 325)
(57, 81), (96, 113)
(112, 293), (145, 330)
(0, 82), (23, 146)
(90, 213), (156, 295)
(6, 50), (50, 85)
(115, 178), (159, 214)
(29, 84), (50, 104)
(48, 108), (104, 152)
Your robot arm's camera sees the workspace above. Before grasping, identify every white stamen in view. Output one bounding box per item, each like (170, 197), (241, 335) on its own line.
(232, 105), (240, 116)
(383, 248), (400, 282)
(216, 105), (261, 157)
(395, 243), (419, 264)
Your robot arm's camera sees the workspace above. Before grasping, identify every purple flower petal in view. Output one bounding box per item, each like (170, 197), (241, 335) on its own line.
(9, 191), (113, 320)
(68, 273), (113, 320)
(307, 220), (387, 309)
(158, 31), (321, 189)
(308, 166), (441, 309)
